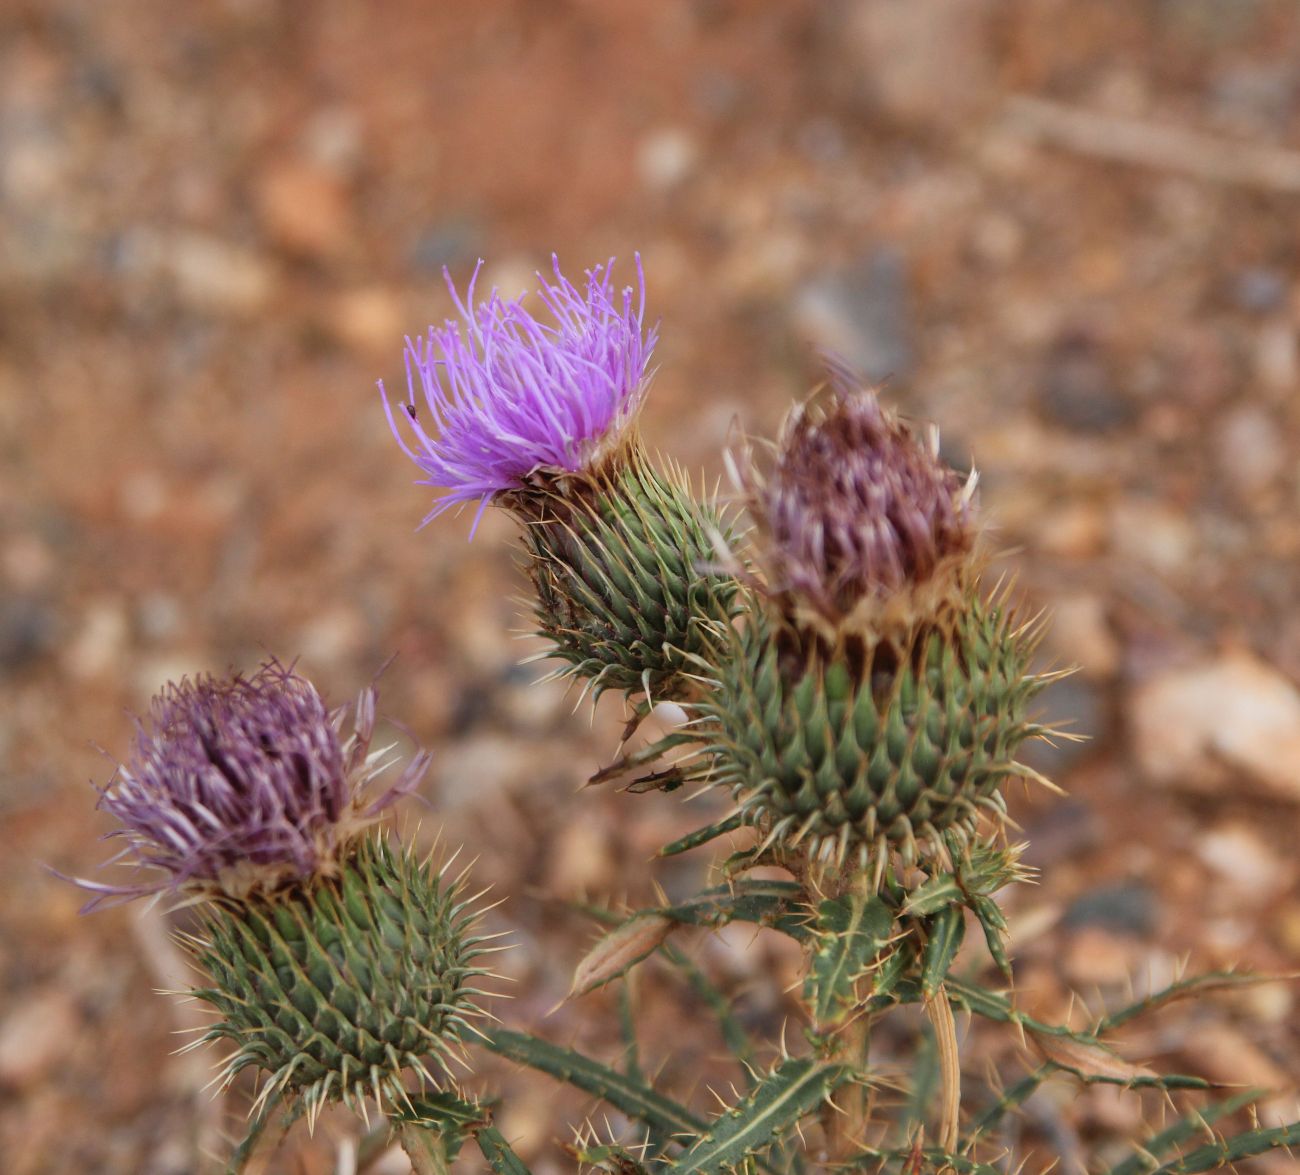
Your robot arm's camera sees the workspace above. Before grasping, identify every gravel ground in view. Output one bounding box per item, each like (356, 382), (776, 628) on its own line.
(3, 2), (1300, 1172)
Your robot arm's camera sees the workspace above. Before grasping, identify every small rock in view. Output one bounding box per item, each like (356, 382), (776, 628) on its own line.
(1033, 501), (1107, 560)
(166, 231), (276, 316)
(842, 0), (994, 126)
(409, 219), (484, 273)
(636, 127), (699, 191)
(1196, 823), (1292, 902)
(1047, 594), (1120, 679)
(1255, 322), (1298, 396)
(1063, 882), (1158, 937)
(329, 286), (403, 353)
(0, 595), (58, 673)
(1019, 673), (1104, 778)
(1039, 330), (1134, 433)
(1217, 404), (1285, 497)
(64, 599), (129, 682)
(254, 158), (353, 258)
(792, 247), (913, 381)
(1109, 499), (1195, 575)
(0, 990), (80, 1091)
(1231, 267), (1289, 315)
(545, 814), (616, 897)
(1131, 651), (1300, 798)
(1062, 926), (1134, 987)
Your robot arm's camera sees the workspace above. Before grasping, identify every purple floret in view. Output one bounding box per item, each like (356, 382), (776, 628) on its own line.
(752, 370), (977, 621)
(77, 661), (428, 907)
(382, 255), (656, 533)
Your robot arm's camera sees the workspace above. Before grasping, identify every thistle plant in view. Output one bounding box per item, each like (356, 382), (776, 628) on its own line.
(75, 255), (1300, 1174)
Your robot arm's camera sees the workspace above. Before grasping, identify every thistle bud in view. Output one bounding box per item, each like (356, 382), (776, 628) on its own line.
(701, 377), (1047, 882)
(191, 837), (492, 1123)
(76, 664), (490, 1124)
(383, 257), (736, 704)
(742, 376), (977, 645)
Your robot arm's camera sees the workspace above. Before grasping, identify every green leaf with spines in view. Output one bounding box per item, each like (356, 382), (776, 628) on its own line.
(477, 1125), (534, 1173)
(803, 892), (895, 1027)
(920, 905), (966, 997)
(1106, 1088), (1264, 1175)
(659, 812), (745, 858)
(1148, 1121), (1300, 1173)
(483, 1029), (706, 1140)
(669, 1057), (852, 1174)
(663, 880), (810, 941)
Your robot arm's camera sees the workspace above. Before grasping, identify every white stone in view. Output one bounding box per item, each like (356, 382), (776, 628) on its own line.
(1132, 651), (1300, 798)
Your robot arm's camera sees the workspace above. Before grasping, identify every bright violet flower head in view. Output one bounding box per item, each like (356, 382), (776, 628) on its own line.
(382, 255), (656, 532)
(78, 660), (428, 907)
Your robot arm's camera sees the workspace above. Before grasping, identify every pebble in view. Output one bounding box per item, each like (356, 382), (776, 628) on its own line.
(1047, 594), (1120, 679)
(1195, 823), (1291, 902)
(1109, 499), (1195, 575)
(1039, 331), (1134, 434)
(63, 599), (129, 682)
(792, 247), (913, 381)
(1217, 404), (1285, 497)
(1061, 926), (1134, 987)
(636, 127), (699, 191)
(328, 285), (404, 354)
(165, 231), (276, 316)
(1131, 651), (1300, 798)
(842, 0), (994, 125)
(1063, 882), (1158, 937)
(0, 990), (80, 1091)
(0, 596), (58, 673)
(254, 158), (353, 259)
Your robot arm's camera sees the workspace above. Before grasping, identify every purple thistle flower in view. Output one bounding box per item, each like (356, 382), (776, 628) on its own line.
(382, 255), (656, 533)
(745, 369), (978, 624)
(76, 661), (428, 907)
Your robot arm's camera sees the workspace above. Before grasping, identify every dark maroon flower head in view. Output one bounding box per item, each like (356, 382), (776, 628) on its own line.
(747, 373), (977, 626)
(77, 661), (427, 907)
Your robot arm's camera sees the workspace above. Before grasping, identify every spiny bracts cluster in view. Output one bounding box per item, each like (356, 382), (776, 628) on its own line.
(188, 838), (493, 1125)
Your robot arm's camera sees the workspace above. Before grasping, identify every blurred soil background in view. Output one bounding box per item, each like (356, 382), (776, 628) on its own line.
(3, 1), (1300, 1171)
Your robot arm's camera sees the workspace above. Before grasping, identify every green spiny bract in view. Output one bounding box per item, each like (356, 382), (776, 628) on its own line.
(187, 837), (492, 1124)
(510, 442), (738, 706)
(702, 594), (1047, 883)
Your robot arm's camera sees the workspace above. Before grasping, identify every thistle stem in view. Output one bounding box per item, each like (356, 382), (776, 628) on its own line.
(925, 986), (961, 1153)
(394, 1122), (454, 1175)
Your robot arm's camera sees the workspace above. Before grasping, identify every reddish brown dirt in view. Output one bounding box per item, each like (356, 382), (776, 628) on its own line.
(3, 2), (1300, 1172)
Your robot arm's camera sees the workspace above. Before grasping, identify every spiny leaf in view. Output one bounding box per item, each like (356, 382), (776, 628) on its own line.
(1150, 1120), (1300, 1173)
(1029, 1032), (1159, 1085)
(964, 1065), (1052, 1145)
(920, 905), (966, 998)
(664, 880), (810, 941)
(1096, 971), (1274, 1033)
(394, 1091), (488, 1133)
(1106, 1089), (1264, 1175)
(570, 915), (675, 998)
(803, 893), (895, 1027)
(483, 1029), (706, 1139)
(477, 1126), (534, 1174)
(566, 1142), (652, 1173)
(659, 813), (745, 858)
(670, 1057), (852, 1175)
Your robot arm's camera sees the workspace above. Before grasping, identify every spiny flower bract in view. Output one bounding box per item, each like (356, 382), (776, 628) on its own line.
(383, 255), (656, 532)
(79, 660), (428, 906)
